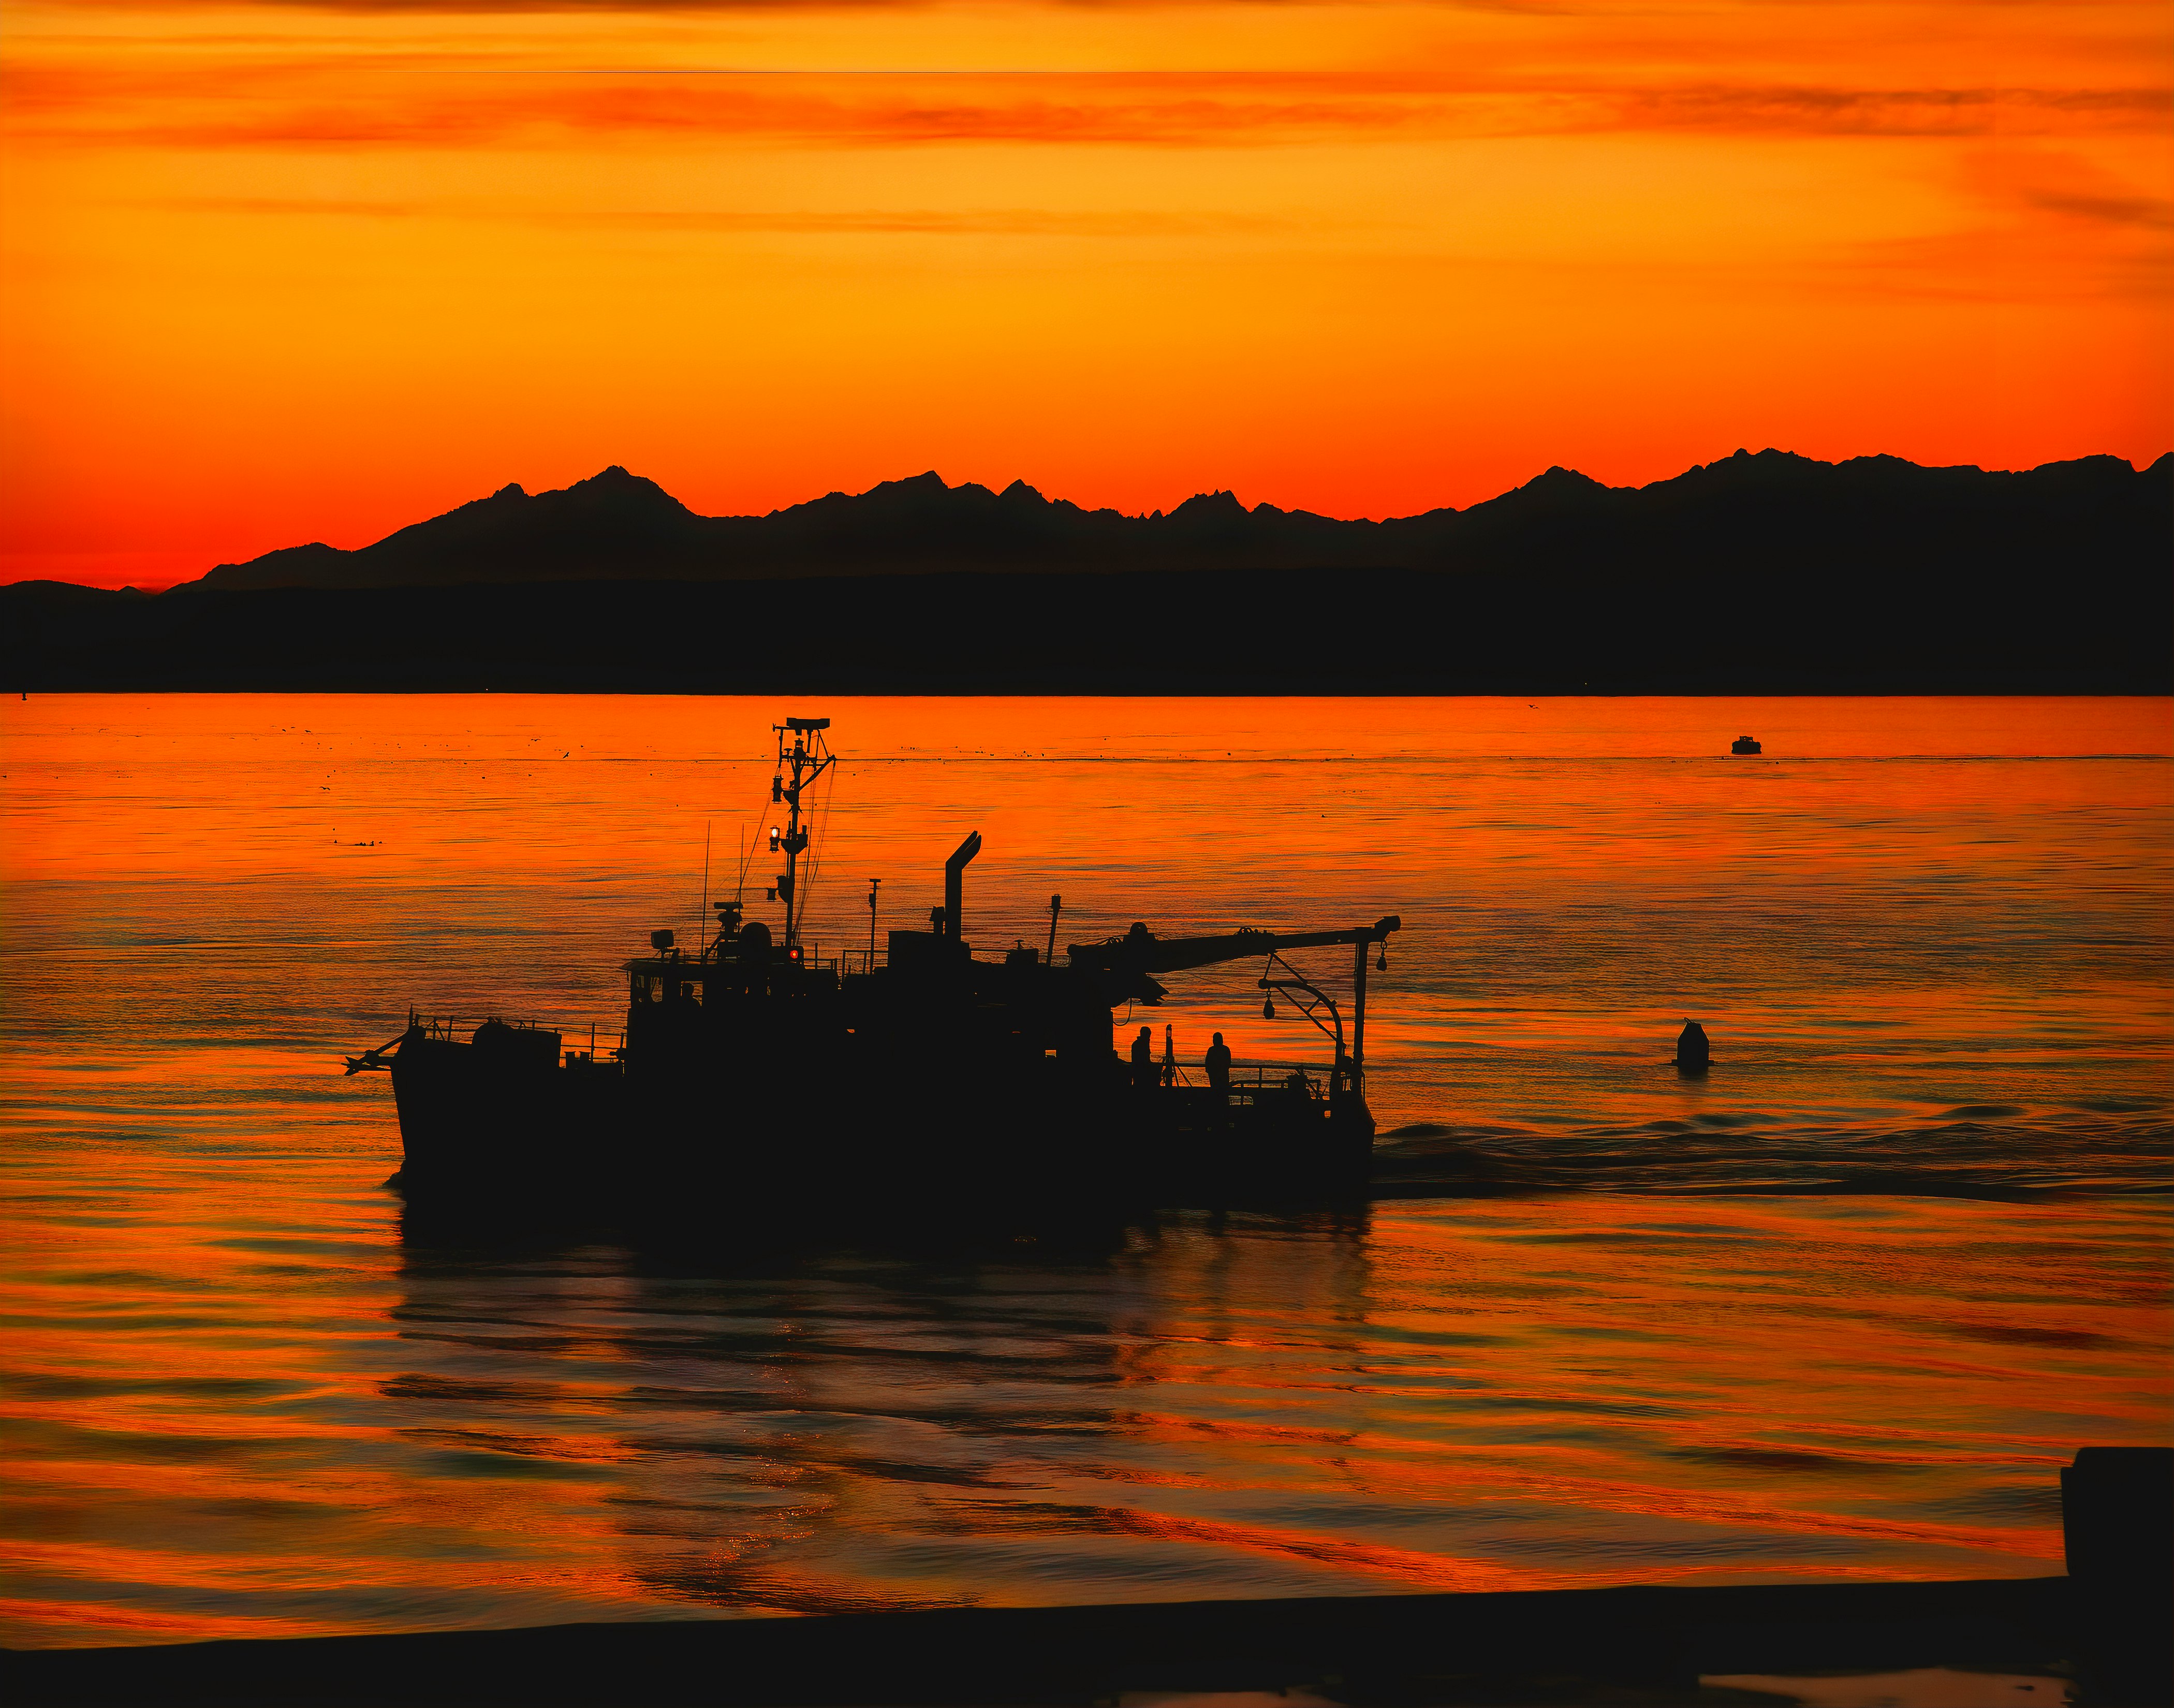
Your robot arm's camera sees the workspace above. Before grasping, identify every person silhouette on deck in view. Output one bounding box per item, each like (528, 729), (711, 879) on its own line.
(1203, 1033), (1232, 1096)
(1131, 1026), (1156, 1091)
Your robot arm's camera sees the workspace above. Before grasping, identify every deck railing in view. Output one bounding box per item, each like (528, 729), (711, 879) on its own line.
(1223, 1064), (1328, 1101)
(407, 1013), (626, 1062)
(405, 1012), (1331, 1092)
(644, 944), (842, 979)
(1147, 1062), (1330, 1101)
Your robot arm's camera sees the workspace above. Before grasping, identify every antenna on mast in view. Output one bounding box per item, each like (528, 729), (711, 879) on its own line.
(769, 716), (833, 949)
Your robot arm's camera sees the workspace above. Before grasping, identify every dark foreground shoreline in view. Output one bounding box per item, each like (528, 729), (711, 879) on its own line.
(6, 567), (2170, 695)
(0, 1576), (2113, 1708)
(9, 1450), (2168, 1708)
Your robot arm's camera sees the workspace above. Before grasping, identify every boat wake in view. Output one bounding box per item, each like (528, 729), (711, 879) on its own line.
(1372, 1106), (2173, 1200)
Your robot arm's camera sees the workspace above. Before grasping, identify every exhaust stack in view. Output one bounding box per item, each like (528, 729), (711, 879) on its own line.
(943, 832), (982, 942)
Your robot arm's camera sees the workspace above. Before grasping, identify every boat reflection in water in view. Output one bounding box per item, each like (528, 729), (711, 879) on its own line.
(350, 715), (1400, 1217)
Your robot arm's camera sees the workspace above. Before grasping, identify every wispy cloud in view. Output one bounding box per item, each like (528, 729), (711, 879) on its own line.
(6, 62), (2167, 150)
(1789, 144), (2174, 304)
(148, 195), (1309, 232)
(1972, 145), (2174, 232)
(0, 0), (1596, 11)
(1615, 83), (2170, 139)
(2021, 186), (2174, 229)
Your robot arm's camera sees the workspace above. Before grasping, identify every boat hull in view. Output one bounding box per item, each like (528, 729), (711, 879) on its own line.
(388, 1040), (1372, 1213)
(390, 1035), (624, 1192)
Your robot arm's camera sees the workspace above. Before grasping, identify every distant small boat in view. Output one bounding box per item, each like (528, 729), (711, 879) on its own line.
(1731, 735), (1762, 755)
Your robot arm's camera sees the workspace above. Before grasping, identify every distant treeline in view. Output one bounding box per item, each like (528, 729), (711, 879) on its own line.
(4, 449), (2167, 692)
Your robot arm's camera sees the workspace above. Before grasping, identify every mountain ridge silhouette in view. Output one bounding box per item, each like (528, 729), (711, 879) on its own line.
(6, 447), (2165, 693)
(161, 448), (2168, 593)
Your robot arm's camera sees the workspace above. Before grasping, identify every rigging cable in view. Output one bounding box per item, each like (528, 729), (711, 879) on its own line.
(792, 761), (840, 946)
(734, 750), (771, 903)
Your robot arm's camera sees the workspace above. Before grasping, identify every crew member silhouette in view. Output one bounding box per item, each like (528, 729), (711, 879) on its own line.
(1162, 1024), (1177, 1087)
(1131, 1025), (1155, 1091)
(1203, 1032), (1232, 1095)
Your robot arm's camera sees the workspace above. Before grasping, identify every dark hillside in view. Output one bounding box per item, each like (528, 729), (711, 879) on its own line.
(5, 450), (2166, 692)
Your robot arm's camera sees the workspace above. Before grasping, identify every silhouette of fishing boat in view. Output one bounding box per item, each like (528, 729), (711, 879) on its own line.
(346, 715), (1400, 1212)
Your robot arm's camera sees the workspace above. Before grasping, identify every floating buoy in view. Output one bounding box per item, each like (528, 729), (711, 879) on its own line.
(1674, 1020), (1711, 1074)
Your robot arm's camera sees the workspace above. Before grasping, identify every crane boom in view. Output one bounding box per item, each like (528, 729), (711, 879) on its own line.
(1067, 917), (1400, 977)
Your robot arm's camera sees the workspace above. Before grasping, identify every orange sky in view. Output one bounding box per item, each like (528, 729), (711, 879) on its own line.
(1, 0), (2168, 588)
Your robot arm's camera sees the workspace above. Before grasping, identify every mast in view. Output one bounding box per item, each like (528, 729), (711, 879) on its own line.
(1351, 934), (1368, 1096)
(770, 716), (833, 949)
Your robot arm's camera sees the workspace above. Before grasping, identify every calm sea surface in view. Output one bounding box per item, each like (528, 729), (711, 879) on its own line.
(2, 695), (2168, 1648)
